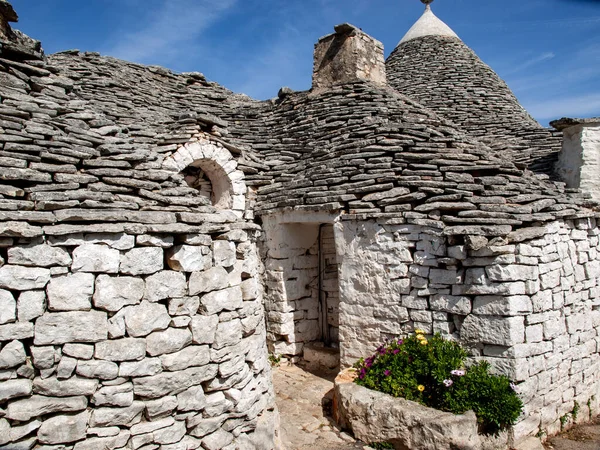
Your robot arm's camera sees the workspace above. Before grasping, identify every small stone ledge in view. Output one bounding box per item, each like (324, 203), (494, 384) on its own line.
(333, 369), (513, 450)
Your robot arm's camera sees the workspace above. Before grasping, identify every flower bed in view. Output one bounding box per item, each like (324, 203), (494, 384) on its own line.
(333, 332), (524, 449)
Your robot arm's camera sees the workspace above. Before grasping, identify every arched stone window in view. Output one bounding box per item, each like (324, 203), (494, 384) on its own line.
(162, 139), (246, 214)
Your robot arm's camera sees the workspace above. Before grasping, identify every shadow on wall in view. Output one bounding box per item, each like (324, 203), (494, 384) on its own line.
(261, 218), (341, 360)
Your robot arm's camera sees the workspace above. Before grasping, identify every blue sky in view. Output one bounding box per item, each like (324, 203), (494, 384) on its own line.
(9, 0), (600, 125)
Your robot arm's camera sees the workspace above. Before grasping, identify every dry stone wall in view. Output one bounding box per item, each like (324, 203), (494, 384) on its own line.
(335, 216), (600, 442)
(261, 216), (322, 359)
(0, 220), (274, 450)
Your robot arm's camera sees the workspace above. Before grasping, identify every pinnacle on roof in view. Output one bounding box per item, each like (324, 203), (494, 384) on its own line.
(397, 0), (459, 46)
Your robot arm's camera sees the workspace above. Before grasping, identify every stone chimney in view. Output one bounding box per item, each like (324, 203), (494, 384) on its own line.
(551, 117), (600, 202)
(312, 23), (386, 90)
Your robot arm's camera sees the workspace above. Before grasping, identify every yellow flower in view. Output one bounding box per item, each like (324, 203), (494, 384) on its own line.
(415, 329), (425, 335)
(420, 339), (428, 345)
(418, 385), (425, 392)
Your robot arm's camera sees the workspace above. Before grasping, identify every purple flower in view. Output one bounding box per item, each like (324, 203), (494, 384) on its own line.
(384, 370), (391, 377)
(365, 357), (374, 368)
(397, 339), (404, 345)
(451, 370), (466, 377)
(443, 379), (453, 387)
(378, 347), (387, 355)
(359, 368), (367, 380)
(392, 349), (400, 355)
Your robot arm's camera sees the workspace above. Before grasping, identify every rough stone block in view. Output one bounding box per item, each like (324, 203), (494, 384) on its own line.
(95, 338), (146, 361)
(123, 301), (170, 337)
(37, 410), (90, 445)
(137, 234), (174, 248)
(191, 315), (219, 345)
(72, 244), (120, 273)
(168, 296), (200, 316)
(213, 241), (236, 268)
(0, 340), (26, 369)
(6, 395), (88, 421)
(133, 365), (218, 398)
(73, 430), (131, 450)
(119, 358), (163, 378)
(85, 233), (135, 250)
(120, 247), (164, 275)
(17, 290), (45, 322)
(146, 328), (192, 356)
(89, 401), (145, 427)
(8, 244), (72, 267)
(145, 270), (187, 301)
(430, 294), (471, 315)
(93, 275), (144, 312)
(153, 420), (187, 445)
(0, 379), (32, 403)
(76, 360), (119, 380)
(47, 273), (95, 311)
(35, 311), (108, 345)
(160, 345), (210, 371)
(177, 385), (207, 412)
(473, 296), (533, 316)
(0, 265), (51, 290)
(0, 289), (16, 325)
(461, 315), (525, 346)
(189, 266), (229, 296)
(486, 264), (539, 282)
(200, 286), (243, 315)
(33, 376), (98, 397)
(63, 343), (94, 360)
(167, 245), (212, 272)
(145, 396), (178, 420)
(214, 319), (242, 350)
(93, 383), (134, 407)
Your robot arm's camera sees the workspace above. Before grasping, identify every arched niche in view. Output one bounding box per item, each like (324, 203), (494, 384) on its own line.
(162, 140), (246, 213)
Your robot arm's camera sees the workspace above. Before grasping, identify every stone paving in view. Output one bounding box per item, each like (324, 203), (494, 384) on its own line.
(273, 363), (368, 450)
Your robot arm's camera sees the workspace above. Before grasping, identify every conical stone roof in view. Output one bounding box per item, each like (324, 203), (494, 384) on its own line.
(398, 4), (458, 46)
(386, 3), (562, 174)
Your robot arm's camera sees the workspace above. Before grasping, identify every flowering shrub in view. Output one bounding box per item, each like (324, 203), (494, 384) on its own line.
(354, 331), (523, 435)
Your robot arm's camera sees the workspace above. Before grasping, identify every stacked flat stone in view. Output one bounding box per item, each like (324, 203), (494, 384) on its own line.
(386, 36), (563, 175)
(253, 81), (597, 232)
(0, 20), (275, 450)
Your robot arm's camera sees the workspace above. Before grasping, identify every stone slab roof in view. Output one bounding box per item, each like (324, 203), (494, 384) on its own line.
(252, 81), (597, 235)
(386, 35), (563, 175)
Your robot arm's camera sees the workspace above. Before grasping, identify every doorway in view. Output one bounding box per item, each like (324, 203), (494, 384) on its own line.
(319, 224), (340, 347)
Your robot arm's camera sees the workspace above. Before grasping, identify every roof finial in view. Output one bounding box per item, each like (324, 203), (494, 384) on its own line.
(421, 0), (434, 10)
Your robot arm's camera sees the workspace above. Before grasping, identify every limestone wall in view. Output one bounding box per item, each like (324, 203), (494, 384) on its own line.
(335, 217), (600, 441)
(261, 217), (321, 358)
(0, 221), (274, 449)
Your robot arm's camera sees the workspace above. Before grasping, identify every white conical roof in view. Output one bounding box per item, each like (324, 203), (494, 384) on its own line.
(398, 5), (459, 46)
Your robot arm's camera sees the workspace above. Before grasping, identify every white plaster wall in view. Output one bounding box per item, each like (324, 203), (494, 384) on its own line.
(557, 124), (600, 202)
(580, 126), (600, 201)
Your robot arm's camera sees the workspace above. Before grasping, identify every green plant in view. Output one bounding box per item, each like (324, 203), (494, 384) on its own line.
(572, 401), (580, 421)
(587, 397), (593, 419)
(354, 331), (523, 435)
(268, 354), (281, 366)
(560, 413), (570, 430)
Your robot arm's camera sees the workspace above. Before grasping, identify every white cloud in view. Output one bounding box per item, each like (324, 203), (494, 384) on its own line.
(103, 0), (236, 65)
(502, 52), (555, 76)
